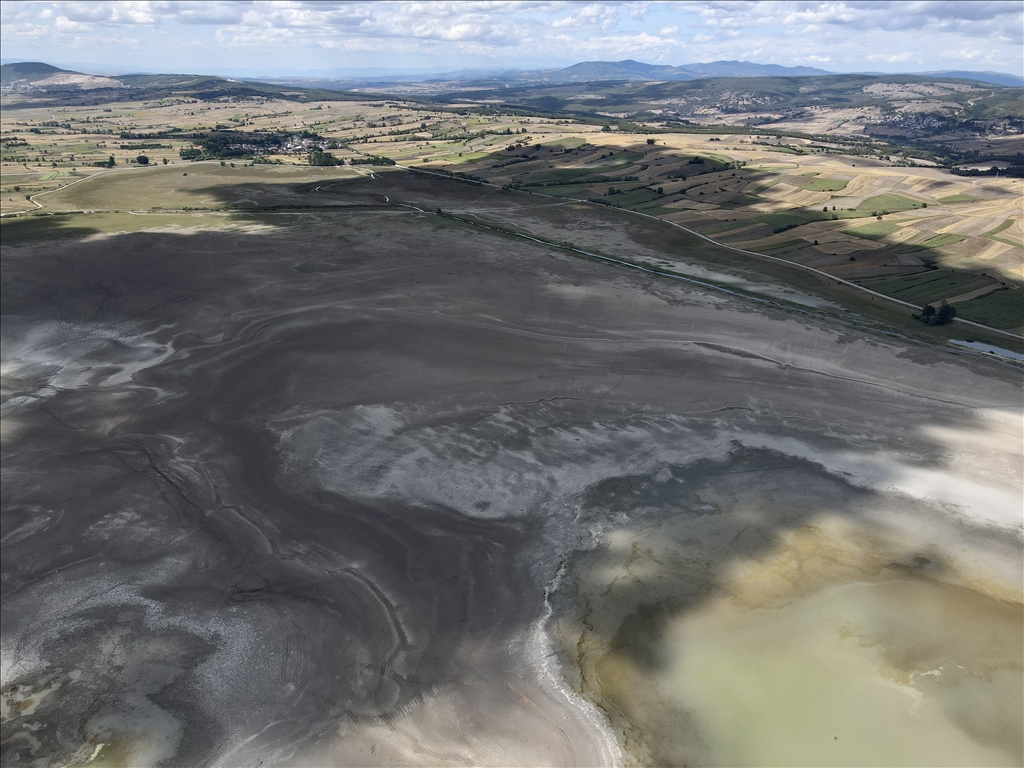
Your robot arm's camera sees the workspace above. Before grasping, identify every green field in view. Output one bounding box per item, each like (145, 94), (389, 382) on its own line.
(525, 165), (623, 183)
(632, 205), (682, 217)
(982, 219), (1015, 237)
(540, 137), (587, 149)
(858, 270), (997, 305)
(918, 233), (966, 248)
(938, 194), (978, 203)
(753, 194), (923, 232)
(846, 220), (903, 240)
(601, 187), (664, 208)
(746, 238), (808, 253)
(532, 184), (595, 198)
(793, 176), (849, 192)
(702, 220), (757, 234)
(955, 288), (1024, 331)
(855, 193), (923, 214)
(982, 218), (1022, 247)
(756, 209), (833, 228)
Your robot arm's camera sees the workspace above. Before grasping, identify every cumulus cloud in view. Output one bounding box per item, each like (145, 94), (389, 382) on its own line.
(0, 0), (1019, 74)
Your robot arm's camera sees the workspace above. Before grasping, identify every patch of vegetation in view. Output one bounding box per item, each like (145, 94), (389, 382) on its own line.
(855, 193), (922, 213)
(349, 155), (396, 166)
(599, 187), (663, 208)
(746, 238), (808, 253)
(773, 222), (800, 234)
(916, 301), (957, 325)
(955, 288), (1024, 331)
(938, 194), (978, 203)
(846, 220), (903, 240)
(859, 270), (996, 305)
(527, 183), (594, 198)
(792, 176), (849, 191)
(981, 218), (1022, 247)
(756, 209), (833, 229)
(633, 205), (682, 216)
(982, 219), (1015, 238)
(525, 165), (625, 184)
(308, 149), (343, 166)
(540, 137), (587, 149)
(703, 220), (755, 234)
(918, 233), (965, 248)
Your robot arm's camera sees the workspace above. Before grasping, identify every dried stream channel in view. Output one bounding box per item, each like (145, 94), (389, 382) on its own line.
(2, 173), (1021, 767)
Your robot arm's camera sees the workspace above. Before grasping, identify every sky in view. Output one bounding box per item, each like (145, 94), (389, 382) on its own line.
(1, 1), (1022, 78)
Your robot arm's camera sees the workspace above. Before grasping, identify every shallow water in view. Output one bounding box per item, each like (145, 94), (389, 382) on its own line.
(567, 492), (1023, 768)
(593, 561), (1024, 765)
(600, 574), (1023, 767)
(950, 339), (1024, 362)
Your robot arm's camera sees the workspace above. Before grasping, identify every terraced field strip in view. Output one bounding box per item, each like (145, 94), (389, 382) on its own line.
(792, 176), (849, 191)
(954, 289), (1024, 332)
(918, 233), (966, 248)
(858, 270), (998, 305)
(983, 217), (1024, 248)
(946, 284), (1003, 304)
(846, 220), (903, 240)
(399, 163), (1024, 341)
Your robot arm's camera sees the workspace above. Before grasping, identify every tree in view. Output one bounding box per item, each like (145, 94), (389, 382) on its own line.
(308, 149), (342, 166)
(646, 138), (655, 145)
(921, 304), (936, 320)
(162, 158), (168, 165)
(136, 155), (149, 165)
(106, 155), (116, 168)
(934, 302), (957, 325)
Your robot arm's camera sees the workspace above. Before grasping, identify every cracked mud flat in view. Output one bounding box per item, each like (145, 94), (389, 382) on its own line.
(1, 174), (1021, 767)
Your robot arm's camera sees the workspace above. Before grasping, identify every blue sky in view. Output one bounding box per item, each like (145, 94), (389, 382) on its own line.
(1, 1), (1021, 77)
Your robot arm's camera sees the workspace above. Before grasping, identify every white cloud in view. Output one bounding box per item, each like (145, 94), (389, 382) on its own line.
(0, 0), (1019, 75)
(552, 3), (621, 31)
(866, 51), (914, 64)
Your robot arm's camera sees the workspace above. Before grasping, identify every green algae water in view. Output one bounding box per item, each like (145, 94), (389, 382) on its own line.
(610, 575), (1023, 767)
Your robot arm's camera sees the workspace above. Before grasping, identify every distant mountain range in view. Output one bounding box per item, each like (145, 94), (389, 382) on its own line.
(3, 59), (1022, 95)
(907, 70), (1024, 88)
(262, 59), (1024, 92)
(533, 59), (833, 83)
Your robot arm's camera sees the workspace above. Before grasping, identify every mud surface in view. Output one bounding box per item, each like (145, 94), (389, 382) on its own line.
(2, 174), (1021, 766)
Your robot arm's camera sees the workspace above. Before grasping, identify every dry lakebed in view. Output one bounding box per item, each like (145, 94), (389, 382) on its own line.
(1, 171), (1021, 767)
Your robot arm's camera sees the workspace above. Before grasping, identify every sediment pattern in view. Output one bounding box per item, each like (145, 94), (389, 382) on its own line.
(2, 176), (1021, 766)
